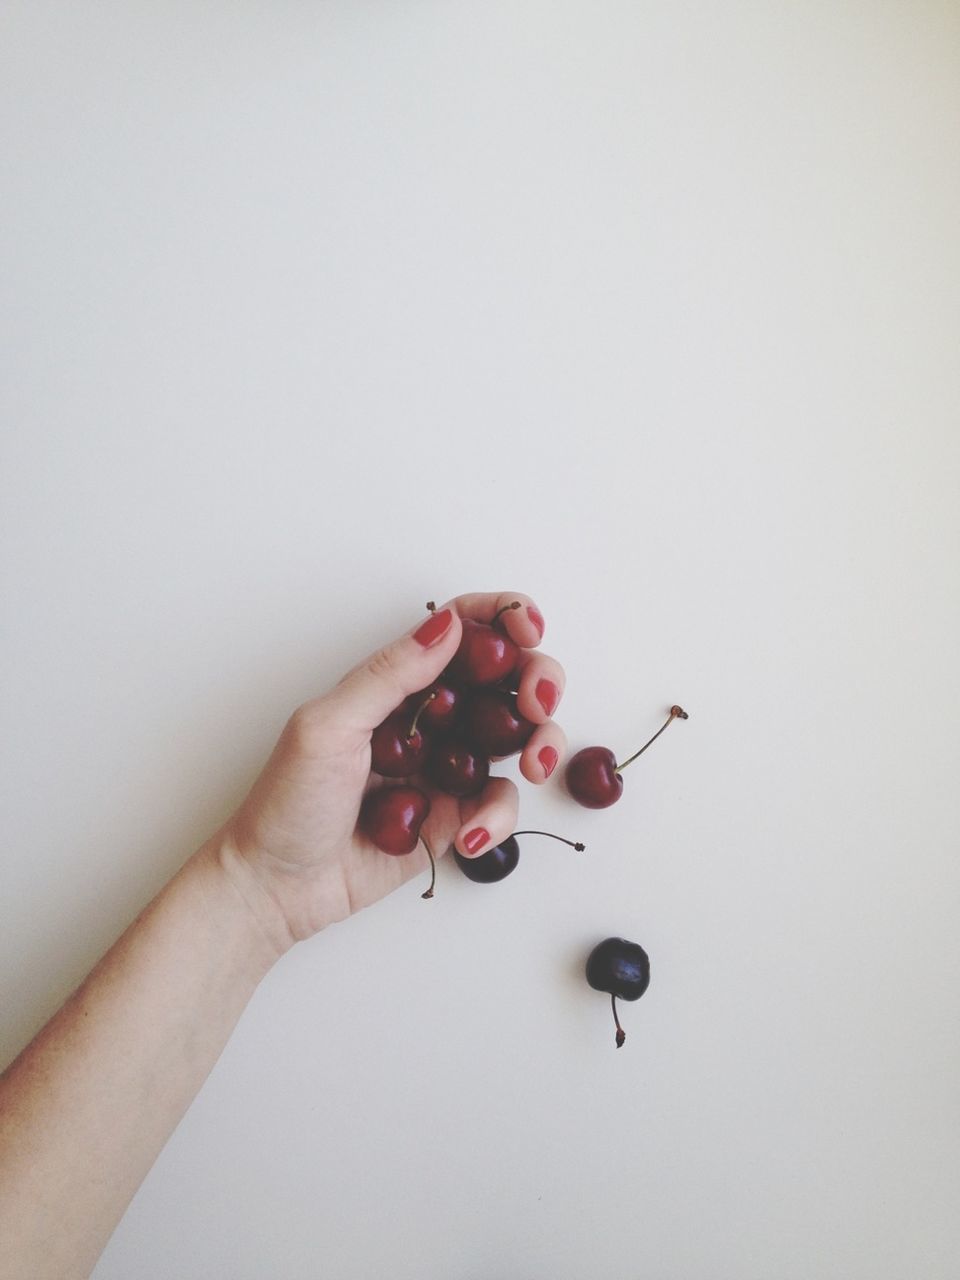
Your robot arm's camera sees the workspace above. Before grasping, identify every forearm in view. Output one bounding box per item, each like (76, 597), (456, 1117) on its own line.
(0, 835), (288, 1280)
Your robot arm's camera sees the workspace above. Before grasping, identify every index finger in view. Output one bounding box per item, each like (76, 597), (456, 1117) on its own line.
(452, 591), (545, 649)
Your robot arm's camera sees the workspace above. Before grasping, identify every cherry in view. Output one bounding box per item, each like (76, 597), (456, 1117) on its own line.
(445, 602), (522, 686)
(403, 681), (462, 734)
(454, 836), (519, 883)
(425, 740), (489, 797)
(565, 705), (688, 809)
(454, 829), (585, 883)
(462, 689), (535, 758)
(370, 703), (431, 777)
(585, 936), (650, 1048)
(358, 785), (430, 855)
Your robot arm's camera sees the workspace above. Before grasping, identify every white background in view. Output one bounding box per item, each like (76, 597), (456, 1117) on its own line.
(2, 3), (959, 1277)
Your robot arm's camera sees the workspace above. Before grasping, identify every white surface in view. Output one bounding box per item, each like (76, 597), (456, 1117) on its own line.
(2, 3), (959, 1277)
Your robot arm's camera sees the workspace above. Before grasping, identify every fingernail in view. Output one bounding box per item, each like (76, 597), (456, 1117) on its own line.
(538, 746), (558, 778)
(527, 605), (545, 639)
(463, 827), (489, 856)
(535, 678), (559, 717)
(414, 608), (453, 648)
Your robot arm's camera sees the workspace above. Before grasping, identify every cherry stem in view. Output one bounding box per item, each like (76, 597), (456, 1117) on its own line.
(420, 835), (437, 900)
(612, 994), (626, 1048)
(492, 600), (522, 626)
(615, 704), (689, 774)
(407, 691), (437, 741)
(511, 829), (586, 852)
(425, 601), (437, 612)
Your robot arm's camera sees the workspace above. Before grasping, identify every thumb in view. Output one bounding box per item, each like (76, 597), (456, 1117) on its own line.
(326, 604), (462, 733)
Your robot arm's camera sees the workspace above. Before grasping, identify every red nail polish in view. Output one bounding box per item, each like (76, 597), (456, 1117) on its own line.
(413, 608), (453, 648)
(535, 678), (559, 717)
(463, 827), (489, 856)
(538, 746), (558, 778)
(527, 605), (545, 639)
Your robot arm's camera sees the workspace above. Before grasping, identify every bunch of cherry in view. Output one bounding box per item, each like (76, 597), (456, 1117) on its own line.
(358, 601), (543, 898)
(357, 600), (688, 1046)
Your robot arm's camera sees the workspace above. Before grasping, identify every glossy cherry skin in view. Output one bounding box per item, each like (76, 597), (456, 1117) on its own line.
(403, 681), (462, 734)
(425, 741), (489, 798)
(446, 619), (520, 687)
(463, 690), (535, 758)
(358, 786), (430, 855)
(565, 746), (622, 808)
(453, 836), (519, 883)
(585, 937), (650, 1001)
(370, 711), (429, 777)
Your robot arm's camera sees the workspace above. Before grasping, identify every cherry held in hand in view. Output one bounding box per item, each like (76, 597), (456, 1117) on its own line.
(565, 705), (688, 809)
(462, 689), (535, 758)
(358, 786), (438, 899)
(369, 701), (432, 777)
(425, 740), (489, 797)
(358, 786), (430, 855)
(445, 602), (522, 686)
(403, 681), (462, 734)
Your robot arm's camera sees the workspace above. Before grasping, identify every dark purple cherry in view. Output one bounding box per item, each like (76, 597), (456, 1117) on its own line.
(565, 706), (688, 809)
(463, 689), (535, 757)
(454, 836), (520, 883)
(358, 786), (430, 855)
(425, 740), (489, 797)
(454, 829), (585, 883)
(445, 603), (522, 686)
(585, 936), (650, 1048)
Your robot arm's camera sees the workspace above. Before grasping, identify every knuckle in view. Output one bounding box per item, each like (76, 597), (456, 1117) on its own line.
(366, 645), (405, 691)
(285, 701), (330, 751)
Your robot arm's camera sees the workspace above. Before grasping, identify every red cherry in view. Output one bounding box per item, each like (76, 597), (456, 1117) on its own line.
(565, 746), (622, 808)
(425, 740), (489, 797)
(463, 689), (535, 758)
(358, 785), (430, 854)
(445, 604), (521, 686)
(370, 710), (429, 777)
(403, 681), (462, 734)
(565, 706), (689, 809)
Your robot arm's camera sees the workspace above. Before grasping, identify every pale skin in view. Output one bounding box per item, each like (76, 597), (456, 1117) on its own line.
(0, 591), (567, 1280)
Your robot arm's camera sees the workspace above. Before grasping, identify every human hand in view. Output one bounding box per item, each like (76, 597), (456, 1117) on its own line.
(216, 592), (567, 954)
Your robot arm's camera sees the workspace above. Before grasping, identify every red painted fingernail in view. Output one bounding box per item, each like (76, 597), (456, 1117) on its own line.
(535, 678), (559, 717)
(527, 605), (545, 639)
(463, 827), (489, 856)
(538, 746), (558, 778)
(413, 607), (453, 647)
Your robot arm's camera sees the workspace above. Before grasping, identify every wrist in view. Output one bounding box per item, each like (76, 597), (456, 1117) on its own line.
(200, 830), (299, 970)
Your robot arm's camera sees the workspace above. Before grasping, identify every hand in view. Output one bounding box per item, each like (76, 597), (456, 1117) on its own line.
(216, 592), (567, 953)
